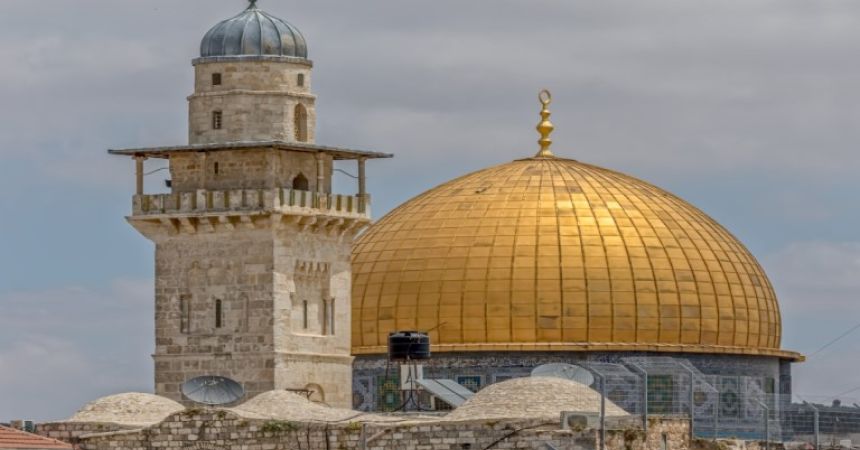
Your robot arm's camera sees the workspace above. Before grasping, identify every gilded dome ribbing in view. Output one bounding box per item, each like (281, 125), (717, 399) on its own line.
(352, 156), (800, 360)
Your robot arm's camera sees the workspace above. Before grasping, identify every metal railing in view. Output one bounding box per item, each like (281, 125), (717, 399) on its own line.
(554, 358), (860, 449)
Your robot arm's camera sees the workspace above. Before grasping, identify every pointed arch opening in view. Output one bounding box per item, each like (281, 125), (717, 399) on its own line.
(292, 173), (309, 191)
(294, 103), (308, 142)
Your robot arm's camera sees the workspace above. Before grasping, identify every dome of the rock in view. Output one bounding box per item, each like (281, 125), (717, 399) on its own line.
(351, 155), (798, 360)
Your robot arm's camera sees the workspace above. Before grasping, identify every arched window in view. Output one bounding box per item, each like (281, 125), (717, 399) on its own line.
(292, 173), (309, 191)
(294, 104), (308, 142)
(215, 299), (223, 329)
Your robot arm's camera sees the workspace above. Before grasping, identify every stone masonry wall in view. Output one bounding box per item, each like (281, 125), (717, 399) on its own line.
(153, 228), (277, 401)
(168, 149), (333, 193)
(189, 60), (316, 145)
(38, 423), (134, 447)
(73, 410), (692, 450)
(148, 220), (357, 408)
(272, 225), (355, 408)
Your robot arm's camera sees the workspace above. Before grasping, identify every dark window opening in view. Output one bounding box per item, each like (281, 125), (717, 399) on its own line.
(215, 299), (223, 329)
(212, 73), (222, 86)
(328, 299), (335, 335)
(302, 300), (309, 329)
(212, 111), (223, 130)
(322, 300), (327, 335)
(214, 162), (220, 175)
(297, 73), (305, 87)
(292, 173), (309, 191)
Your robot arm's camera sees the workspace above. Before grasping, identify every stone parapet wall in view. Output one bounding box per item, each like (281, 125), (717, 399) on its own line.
(70, 410), (691, 450)
(133, 188), (366, 218)
(37, 423), (136, 446)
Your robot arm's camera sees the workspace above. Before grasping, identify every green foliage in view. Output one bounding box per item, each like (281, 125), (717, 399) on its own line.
(260, 420), (298, 433)
(183, 407), (203, 416)
(345, 422), (362, 433)
(690, 438), (729, 450)
(622, 428), (645, 450)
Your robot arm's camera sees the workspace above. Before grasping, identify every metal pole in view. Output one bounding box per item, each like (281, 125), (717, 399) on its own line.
(713, 387), (718, 440)
(600, 375), (606, 450)
(690, 371), (695, 440)
(811, 405), (820, 450)
(756, 400), (769, 450)
(627, 362), (648, 434)
(765, 405), (769, 450)
(680, 366), (696, 441)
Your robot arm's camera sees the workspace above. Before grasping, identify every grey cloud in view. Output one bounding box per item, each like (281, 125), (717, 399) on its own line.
(0, 279), (153, 422)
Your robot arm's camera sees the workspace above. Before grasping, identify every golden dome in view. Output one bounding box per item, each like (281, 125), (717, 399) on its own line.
(351, 155), (800, 360)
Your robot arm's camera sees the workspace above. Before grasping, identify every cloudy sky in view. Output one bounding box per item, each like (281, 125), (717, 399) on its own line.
(2, 0), (860, 421)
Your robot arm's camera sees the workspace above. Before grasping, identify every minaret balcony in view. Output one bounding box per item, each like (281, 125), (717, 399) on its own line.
(132, 188), (371, 219)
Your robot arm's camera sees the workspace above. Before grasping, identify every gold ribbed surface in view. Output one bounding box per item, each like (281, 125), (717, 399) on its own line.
(352, 157), (800, 360)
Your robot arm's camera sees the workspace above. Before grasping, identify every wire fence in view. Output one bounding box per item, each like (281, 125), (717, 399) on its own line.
(566, 358), (860, 448)
(367, 356), (860, 448)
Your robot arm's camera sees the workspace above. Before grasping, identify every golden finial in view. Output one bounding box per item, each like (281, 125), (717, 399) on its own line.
(535, 89), (555, 158)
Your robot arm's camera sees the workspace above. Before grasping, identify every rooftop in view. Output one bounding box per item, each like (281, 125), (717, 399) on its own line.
(0, 426), (71, 450)
(108, 140), (392, 161)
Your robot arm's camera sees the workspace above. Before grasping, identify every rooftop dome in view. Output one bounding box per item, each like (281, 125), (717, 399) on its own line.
(66, 393), (184, 426)
(352, 154), (799, 360)
(445, 377), (628, 421)
(200, 1), (308, 59)
(228, 391), (410, 423)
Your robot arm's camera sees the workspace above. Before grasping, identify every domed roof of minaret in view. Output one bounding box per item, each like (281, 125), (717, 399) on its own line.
(200, 1), (308, 59)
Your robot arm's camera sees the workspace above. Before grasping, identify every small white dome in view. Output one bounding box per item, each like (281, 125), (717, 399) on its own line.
(67, 393), (184, 427)
(229, 391), (407, 423)
(445, 377), (629, 422)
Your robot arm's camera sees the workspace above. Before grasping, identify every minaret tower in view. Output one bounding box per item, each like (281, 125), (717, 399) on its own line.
(110, 2), (390, 407)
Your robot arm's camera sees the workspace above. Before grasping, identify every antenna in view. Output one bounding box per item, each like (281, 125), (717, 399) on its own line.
(181, 375), (245, 405)
(531, 363), (595, 387)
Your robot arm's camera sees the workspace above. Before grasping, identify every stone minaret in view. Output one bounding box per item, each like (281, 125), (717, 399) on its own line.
(110, 2), (390, 408)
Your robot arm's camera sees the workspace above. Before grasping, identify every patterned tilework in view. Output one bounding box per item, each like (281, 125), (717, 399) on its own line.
(352, 157), (798, 359)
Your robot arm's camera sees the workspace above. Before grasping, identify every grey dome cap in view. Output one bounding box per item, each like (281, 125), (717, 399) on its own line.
(200, 1), (308, 59)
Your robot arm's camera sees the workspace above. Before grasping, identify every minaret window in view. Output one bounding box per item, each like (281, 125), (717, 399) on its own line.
(214, 162), (220, 175)
(303, 300), (309, 330)
(215, 299), (223, 329)
(327, 299), (336, 335)
(322, 299), (328, 335)
(292, 173), (309, 191)
(212, 73), (222, 86)
(297, 73), (305, 87)
(294, 104), (308, 142)
(212, 111), (223, 130)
